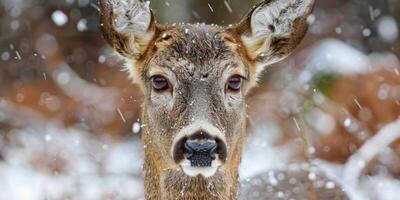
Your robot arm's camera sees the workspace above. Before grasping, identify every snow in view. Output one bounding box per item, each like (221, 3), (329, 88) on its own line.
(223, 0), (233, 13)
(0, 121), (144, 200)
(362, 28), (371, 37)
(310, 119), (400, 200)
(239, 121), (289, 179)
(1, 51), (10, 61)
(98, 55), (106, 63)
(307, 14), (316, 25)
(304, 108), (336, 135)
(5, 83), (399, 199)
(77, 18), (88, 32)
(344, 118), (352, 127)
(56, 71), (71, 85)
(132, 122), (141, 134)
(377, 16), (399, 43)
(343, 119), (400, 187)
(51, 10), (68, 27)
(10, 20), (20, 30)
(208, 3), (214, 13)
(306, 39), (371, 75)
(1, 1), (400, 199)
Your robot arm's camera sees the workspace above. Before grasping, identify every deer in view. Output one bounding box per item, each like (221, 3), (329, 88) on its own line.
(99, 0), (349, 199)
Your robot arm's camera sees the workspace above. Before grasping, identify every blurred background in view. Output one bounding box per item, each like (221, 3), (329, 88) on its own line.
(0, 0), (399, 199)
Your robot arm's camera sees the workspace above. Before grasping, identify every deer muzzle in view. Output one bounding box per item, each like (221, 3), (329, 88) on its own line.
(184, 139), (217, 167)
(172, 129), (227, 177)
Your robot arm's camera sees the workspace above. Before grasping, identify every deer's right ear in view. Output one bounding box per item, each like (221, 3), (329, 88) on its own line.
(100, 0), (156, 59)
(230, 0), (315, 77)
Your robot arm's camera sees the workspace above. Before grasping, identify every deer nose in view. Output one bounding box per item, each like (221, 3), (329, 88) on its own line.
(173, 130), (227, 167)
(184, 139), (217, 167)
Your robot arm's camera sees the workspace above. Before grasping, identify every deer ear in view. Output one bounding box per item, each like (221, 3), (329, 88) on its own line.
(100, 0), (156, 59)
(233, 0), (315, 76)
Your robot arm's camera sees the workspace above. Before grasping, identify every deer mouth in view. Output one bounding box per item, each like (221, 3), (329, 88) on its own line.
(172, 131), (227, 177)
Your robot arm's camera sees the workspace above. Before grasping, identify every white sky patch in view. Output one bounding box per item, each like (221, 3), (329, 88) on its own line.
(51, 10), (68, 27)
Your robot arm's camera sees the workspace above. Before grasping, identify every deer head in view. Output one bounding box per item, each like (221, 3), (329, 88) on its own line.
(100, 0), (314, 199)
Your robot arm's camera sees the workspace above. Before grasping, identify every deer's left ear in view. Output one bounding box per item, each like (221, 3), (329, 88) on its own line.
(230, 0), (315, 76)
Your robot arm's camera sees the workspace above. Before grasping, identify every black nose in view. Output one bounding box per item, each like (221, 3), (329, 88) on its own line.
(184, 139), (217, 167)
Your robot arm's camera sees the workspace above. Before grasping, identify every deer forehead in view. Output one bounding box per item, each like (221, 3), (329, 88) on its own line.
(144, 24), (248, 81)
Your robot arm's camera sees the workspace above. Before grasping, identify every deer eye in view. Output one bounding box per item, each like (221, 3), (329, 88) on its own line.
(151, 75), (170, 92)
(226, 75), (243, 92)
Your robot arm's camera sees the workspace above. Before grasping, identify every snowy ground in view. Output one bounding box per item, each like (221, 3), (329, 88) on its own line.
(0, 119), (144, 199)
(1, 103), (400, 200)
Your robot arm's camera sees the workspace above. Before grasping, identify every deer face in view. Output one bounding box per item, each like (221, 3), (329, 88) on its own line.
(142, 25), (250, 177)
(100, 0), (314, 178)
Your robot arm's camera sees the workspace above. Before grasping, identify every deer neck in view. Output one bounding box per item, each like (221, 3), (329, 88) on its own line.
(141, 116), (245, 200)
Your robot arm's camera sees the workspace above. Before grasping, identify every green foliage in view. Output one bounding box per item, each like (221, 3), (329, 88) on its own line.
(312, 72), (339, 94)
(298, 72), (340, 113)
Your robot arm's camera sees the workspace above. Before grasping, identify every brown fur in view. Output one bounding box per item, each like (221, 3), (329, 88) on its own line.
(97, 0), (346, 199)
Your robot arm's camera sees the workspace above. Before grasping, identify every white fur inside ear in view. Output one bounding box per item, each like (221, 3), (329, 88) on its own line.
(241, 0), (314, 77)
(251, 0), (313, 37)
(109, 0), (152, 35)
